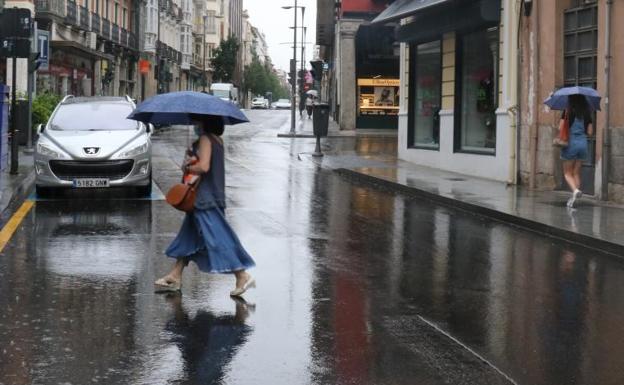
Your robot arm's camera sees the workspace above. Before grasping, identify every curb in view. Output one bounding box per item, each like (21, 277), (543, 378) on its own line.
(0, 170), (35, 227)
(335, 168), (624, 258)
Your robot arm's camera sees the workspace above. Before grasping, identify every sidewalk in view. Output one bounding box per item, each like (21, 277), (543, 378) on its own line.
(0, 149), (34, 219)
(277, 113), (398, 138)
(304, 137), (624, 257)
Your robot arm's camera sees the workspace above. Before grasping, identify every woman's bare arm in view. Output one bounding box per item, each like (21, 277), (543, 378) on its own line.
(186, 135), (212, 174)
(587, 123), (594, 137)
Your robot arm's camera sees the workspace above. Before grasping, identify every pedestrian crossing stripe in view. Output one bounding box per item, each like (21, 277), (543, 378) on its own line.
(0, 201), (35, 254)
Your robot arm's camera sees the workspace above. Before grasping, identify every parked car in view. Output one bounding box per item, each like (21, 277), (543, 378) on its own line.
(34, 96), (153, 196)
(251, 97), (269, 109)
(273, 98), (292, 109)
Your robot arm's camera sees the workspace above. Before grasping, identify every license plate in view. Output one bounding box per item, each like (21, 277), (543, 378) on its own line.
(73, 178), (110, 188)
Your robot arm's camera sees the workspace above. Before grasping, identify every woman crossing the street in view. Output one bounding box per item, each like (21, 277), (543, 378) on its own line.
(155, 116), (256, 297)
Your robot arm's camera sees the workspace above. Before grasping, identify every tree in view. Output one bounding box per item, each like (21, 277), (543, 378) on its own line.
(211, 36), (240, 82)
(243, 54), (289, 100)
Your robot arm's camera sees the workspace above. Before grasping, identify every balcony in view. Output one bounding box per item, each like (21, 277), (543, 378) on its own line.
(79, 5), (89, 30)
(102, 18), (110, 39)
(35, 0), (65, 18)
(120, 28), (128, 46)
(91, 12), (100, 34)
(66, 0), (77, 25)
(111, 24), (119, 43)
(128, 31), (137, 50)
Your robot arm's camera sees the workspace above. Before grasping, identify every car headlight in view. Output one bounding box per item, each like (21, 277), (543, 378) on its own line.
(121, 142), (148, 158)
(37, 143), (64, 158)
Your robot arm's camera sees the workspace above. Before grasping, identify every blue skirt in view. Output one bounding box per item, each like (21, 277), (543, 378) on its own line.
(166, 208), (255, 273)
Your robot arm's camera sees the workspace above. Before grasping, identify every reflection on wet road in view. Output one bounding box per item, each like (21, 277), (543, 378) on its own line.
(1, 110), (624, 385)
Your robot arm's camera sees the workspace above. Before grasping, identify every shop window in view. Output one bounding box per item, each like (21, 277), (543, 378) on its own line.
(455, 27), (499, 154)
(409, 40), (441, 149)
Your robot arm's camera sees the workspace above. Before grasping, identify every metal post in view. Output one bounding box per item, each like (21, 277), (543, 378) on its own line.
(26, 24), (36, 151)
(290, 0), (297, 134)
(300, 9), (305, 74)
(9, 46), (18, 174)
(202, 15), (207, 92)
(156, 0), (161, 94)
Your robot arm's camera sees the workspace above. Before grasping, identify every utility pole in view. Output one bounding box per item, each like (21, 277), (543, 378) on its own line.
(156, 0), (161, 94)
(202, 15), (207, 92)
(291, 0), (297, 134)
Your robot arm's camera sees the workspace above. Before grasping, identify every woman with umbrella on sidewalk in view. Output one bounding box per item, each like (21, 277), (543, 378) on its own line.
(545, 86), (600, 208)
(128, 91), (256, 297)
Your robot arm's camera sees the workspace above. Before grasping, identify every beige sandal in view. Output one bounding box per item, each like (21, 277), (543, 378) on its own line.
(154, 277), (181, 292)
(230, 276), (256, 297)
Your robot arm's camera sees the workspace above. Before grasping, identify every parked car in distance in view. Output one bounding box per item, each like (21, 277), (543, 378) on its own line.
(251, 97), (269, 109)
(273, 99), (292, 109)
(34, 95), (153, 197)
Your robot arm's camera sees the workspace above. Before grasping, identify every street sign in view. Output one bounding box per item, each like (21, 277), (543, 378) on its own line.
(37, 29), (49, 70)
(0, 8), (32, 38)
(139, 59), (150, 75)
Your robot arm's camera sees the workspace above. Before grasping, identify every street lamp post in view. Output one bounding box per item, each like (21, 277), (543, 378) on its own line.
(156, 0), (162, 94)
(203, 15), (207, 92)
(282, 2), (299, 134)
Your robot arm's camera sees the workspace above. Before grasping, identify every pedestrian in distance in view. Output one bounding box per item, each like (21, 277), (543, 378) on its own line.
(560, 94), (594, 208)
(155, 116), (256, 297)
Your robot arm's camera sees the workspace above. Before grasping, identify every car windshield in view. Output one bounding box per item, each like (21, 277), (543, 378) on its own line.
(50, 103), (138, 131)
(278, 99), (289, 103)
(253, 98), (263, 102)
(212, 90), (230, 99)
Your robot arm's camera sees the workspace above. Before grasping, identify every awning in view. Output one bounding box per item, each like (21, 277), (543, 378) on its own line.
(371, 0), (453, 25)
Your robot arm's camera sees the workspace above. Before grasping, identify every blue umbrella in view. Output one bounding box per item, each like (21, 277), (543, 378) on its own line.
(127, 91), (249, 125)
(544, 86), (601, 111)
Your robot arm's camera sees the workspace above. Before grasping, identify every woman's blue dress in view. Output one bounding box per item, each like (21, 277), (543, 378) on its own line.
(166, 135), (255, 273)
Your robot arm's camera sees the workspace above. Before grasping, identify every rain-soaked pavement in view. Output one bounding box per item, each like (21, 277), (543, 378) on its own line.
(2, 110), (624, 385)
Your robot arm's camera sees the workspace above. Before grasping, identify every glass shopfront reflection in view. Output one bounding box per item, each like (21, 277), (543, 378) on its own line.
(410, 40), (442, 149)
(456, 27), (499, 153)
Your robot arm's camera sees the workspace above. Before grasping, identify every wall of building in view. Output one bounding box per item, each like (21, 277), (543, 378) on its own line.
(518, 0), (624, 202)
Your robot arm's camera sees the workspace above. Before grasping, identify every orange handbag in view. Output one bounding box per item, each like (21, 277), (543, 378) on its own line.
(553, 111), (570, 147)
(166, 177), (200, 213)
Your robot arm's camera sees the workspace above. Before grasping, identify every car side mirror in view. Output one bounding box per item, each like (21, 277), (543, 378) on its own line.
(146, 123), (154, 134)
(36, 124), (43, 135)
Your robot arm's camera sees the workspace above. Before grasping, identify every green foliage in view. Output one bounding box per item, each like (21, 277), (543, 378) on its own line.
(211, 36), (240, 82)
(244, 56), (289, 101)
(32, 93), (61, 128)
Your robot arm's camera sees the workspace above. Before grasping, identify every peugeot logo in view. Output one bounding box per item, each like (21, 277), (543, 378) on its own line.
(84, 147), (100, 155)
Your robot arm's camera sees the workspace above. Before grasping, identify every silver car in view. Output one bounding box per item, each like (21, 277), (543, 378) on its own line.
(35, 96), (153, 196)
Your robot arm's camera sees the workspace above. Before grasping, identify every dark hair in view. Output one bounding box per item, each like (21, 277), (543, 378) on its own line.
(194, 115), (225, 136)
(566, 94), (592, 132)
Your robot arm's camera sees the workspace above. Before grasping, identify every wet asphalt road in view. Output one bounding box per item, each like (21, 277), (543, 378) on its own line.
(2, 110), (624, 385)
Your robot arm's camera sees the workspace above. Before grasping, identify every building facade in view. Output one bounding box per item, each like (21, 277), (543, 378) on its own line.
(316, 0), (399, 131)
(33, 0), (141, 98)
(517, 0), (624, 202)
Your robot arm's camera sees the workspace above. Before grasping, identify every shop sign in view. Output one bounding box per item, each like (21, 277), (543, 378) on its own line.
(139, 59), (151, 75)
(357, 78), (400, 87)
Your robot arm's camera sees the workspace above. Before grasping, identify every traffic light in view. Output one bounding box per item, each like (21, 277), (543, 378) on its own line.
(28, 52), (41, 73)
(310, 60), (323, 81)
(288, 72), (294, 86)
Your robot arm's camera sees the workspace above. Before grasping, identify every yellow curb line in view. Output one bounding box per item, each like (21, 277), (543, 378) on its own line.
(0, 200), (35, 254)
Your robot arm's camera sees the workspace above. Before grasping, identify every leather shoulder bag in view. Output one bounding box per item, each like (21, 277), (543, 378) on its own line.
(166, 177), (200, 213)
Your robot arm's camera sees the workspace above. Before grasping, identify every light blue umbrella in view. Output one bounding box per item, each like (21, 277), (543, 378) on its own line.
(544, 86), (601, 111)
(127, 91), (249, 125)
